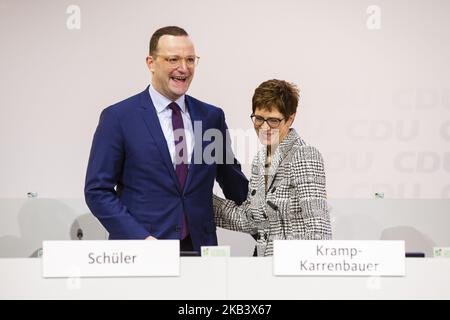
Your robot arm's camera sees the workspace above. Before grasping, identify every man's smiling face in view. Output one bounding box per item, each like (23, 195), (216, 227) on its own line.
(147, 35), (196, 100)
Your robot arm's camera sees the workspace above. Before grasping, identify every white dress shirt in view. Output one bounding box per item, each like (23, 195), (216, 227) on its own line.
(148, 85), (194, 168)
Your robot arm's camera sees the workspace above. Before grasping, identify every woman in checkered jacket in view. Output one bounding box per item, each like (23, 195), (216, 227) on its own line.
(213, 79), (332, 256)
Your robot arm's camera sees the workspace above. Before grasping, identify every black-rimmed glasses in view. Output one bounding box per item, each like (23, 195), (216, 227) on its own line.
(250, 114), (285, 128)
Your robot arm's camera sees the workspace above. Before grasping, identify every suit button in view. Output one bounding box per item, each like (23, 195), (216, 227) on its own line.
(267, 200), (278, 211)
(251, 189), (256, 196)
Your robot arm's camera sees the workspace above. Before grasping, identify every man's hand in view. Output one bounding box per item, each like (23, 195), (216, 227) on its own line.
(145, 235), (157, 240)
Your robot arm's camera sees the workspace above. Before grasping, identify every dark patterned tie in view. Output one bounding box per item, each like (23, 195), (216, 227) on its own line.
(168, 102), (189, 239)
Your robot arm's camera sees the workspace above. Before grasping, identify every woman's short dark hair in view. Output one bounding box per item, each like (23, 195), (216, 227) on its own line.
(252, 79), (299, 118)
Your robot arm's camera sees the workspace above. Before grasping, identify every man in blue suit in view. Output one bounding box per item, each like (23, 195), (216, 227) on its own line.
(84, 26), (248, 252)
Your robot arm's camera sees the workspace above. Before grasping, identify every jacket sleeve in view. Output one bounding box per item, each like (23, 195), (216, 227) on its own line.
(215, 109), (249, 205)
(213, 194), (257, 234)
(291, 145), (332, 240)
(84, 107), (151, 239)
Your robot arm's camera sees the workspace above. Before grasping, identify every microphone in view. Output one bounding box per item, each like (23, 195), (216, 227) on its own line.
(77, 228), (83, 240)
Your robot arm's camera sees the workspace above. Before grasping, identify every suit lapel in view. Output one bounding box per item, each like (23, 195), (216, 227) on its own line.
(266, 146), (281, 191)
(139, 87), (179, 191)
(266, 129), (298, 191)
(183, 95), (202, 192)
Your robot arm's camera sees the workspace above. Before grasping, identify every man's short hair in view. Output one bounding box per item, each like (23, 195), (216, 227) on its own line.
(149, 26), (189, 55)
(252, 79), (300, 118)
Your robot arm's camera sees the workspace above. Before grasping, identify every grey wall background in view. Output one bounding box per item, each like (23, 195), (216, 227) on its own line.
(1, 0), (449, 199)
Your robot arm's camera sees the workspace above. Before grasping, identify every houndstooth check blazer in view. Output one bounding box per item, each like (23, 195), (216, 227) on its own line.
(213, 129), (332, 256)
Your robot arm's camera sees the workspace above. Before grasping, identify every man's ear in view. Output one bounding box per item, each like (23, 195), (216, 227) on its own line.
(146, 56), (155, 73)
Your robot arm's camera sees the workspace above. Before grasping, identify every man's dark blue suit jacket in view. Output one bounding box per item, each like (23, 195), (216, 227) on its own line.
(84, 87), (248, 251)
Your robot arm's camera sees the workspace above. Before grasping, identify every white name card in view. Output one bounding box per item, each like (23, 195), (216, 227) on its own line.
(273, 240), (405, 276)
(43, 240), (180, 278)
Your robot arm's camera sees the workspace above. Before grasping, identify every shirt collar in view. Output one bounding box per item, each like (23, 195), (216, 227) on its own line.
(148, 84), (186, 114)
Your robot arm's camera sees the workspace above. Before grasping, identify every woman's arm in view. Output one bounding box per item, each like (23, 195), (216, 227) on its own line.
(213, 194), (257, 235)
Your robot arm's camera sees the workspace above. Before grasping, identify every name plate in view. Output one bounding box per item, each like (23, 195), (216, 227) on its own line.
(43, 240), (180, 278)
(273, 240), (405, 276)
